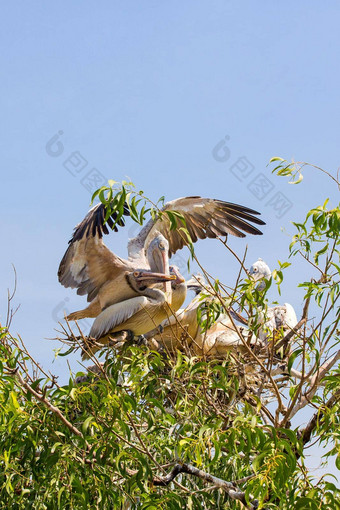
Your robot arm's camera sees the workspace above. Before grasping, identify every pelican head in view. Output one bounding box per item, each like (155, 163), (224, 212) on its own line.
(185, 273), (205, 295)
(169, 265), (187, 309)
(249, 258), (271, 290)
(169, 265), (186, 287)
(147, 234), (172, 301)
(147, 233), (170, 274)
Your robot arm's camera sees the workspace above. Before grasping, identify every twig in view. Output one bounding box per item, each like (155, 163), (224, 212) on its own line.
(6, 265), (20, 330)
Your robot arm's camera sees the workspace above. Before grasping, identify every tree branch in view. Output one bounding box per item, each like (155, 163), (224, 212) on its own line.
(289, 350), (340, 418)
(13, 369), (84, 439)
(274, 317), (307, 352)
(299, 389), (340, 447)
(152, 463), (258, 509)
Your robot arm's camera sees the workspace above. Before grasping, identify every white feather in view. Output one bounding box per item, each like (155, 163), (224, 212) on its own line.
(90, 296), (148, 339)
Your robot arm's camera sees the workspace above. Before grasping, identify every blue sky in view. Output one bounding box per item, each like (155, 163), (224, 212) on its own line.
(1, 2), (339, 480)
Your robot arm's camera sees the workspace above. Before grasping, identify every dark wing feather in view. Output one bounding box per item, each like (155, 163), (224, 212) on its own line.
(71, 202), (130, 241)
(58, 203), (132, 302)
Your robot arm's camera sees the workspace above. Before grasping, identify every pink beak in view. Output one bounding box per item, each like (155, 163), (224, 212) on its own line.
(160, 248), (172, 300)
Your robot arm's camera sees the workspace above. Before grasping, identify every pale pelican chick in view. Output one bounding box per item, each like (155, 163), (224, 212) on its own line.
(249, 258), (271, 290)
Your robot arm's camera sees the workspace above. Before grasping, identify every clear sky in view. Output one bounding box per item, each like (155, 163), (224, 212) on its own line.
(1, 1), (339, 482)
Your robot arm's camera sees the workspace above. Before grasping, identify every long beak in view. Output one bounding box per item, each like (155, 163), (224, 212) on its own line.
(175, 273), (185, 284)
(164, 280), (172, 304)
(161, 250), (173, 304)
(162, 250), (170, 275)
(137, 271), (176, 282)
(171, 266), (185, 284)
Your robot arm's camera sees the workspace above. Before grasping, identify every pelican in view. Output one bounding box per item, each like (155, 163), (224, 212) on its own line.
(145, 274), (264, 357)
(194, 320), (263, 357)
(248, 258), (298, 344)
(145, 274), (240, 353)
(59, 227), (172, 320)
(58, 196), (265, 321)
(249, 258), (271, 290)
(259, 303), (298, 340)
(81, 267), (185, 360)
(146, 289), (262, 357)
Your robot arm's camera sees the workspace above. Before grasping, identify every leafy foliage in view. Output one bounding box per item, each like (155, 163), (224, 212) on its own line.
(0, 162), (340, 509)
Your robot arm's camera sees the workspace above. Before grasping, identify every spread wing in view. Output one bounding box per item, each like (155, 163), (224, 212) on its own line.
(128, 196), (265, 258)
(89, 296), (149, 339)
(58, 203), (132, 302)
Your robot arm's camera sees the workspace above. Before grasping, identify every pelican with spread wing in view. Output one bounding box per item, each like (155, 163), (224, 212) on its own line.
(58, 196), (265, 321)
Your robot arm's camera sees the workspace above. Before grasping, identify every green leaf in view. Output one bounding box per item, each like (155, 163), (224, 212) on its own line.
(295, 497), (318, 509)
(269, 157), (285, 163)
(289, 172), (304, 185)
(82, 416), (95, 434)
(288, 348), (303, 374)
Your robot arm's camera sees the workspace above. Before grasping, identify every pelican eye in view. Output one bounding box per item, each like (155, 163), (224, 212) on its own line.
(133, 271), (140, 277)
(159, 242), (165, 250)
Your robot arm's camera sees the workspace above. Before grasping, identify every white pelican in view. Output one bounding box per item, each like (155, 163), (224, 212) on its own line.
(248, 258), (298, 343)
(249, 257), (271, 290)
